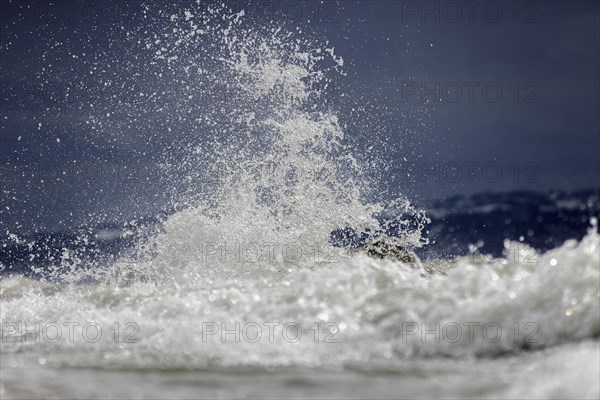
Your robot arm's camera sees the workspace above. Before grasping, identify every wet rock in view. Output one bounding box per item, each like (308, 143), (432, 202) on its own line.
(349, 236), (441, 276)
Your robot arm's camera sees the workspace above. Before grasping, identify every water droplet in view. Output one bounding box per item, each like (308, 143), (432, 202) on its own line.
(317, 312), (329, 321)
(565, 308), (573, 316)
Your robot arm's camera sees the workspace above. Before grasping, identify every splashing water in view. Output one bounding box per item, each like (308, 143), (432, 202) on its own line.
(1, 3), (599, 399)
(98, 2), (431, 281)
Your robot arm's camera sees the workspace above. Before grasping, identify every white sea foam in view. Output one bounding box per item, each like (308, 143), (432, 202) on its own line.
(1, 3), (598, 399)
(1, 228), (598, 371)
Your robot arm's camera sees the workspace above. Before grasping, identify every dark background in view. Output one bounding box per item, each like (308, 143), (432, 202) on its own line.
(1, 0), (599, 237)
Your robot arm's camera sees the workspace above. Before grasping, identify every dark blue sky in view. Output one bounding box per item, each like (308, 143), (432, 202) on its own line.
(1, 0), (599, 234)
